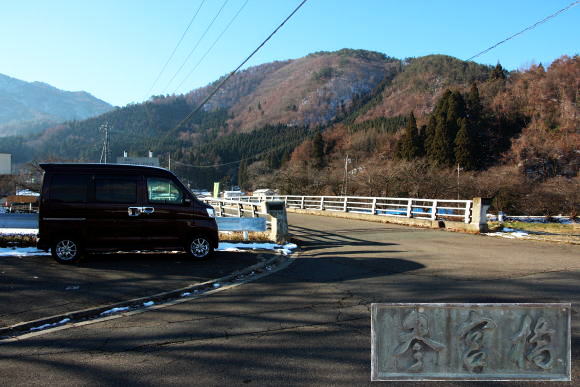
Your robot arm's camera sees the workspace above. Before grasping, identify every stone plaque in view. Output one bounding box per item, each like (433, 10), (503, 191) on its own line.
(371, 303), (570, 381)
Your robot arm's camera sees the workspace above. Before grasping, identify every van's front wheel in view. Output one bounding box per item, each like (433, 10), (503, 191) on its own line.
(51, 238), (83, 264)
(186, 235), (213, 260)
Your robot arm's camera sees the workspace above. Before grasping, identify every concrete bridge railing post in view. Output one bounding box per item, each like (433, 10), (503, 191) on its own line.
(261, 200), (288, 244)
(471, 197), (491, 232)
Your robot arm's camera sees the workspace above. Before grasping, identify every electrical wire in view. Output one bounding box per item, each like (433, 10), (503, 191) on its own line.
(144, 0), (206, 100)
(466, 0), (579, 61)
(173, 0), (249, 95)
(167, 0), (309, 137)
(162, 0), (230, 93)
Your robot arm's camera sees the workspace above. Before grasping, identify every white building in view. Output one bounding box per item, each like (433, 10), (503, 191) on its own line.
(253, 188), (276, 198)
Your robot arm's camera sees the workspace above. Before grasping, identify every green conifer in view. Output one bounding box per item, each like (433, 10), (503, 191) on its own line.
(454, 118), (475, 170)
(398, 112), (421, 160)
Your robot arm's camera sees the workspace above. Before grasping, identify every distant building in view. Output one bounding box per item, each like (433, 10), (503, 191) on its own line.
(192, 189), (211, 198)
(0, 153), (12, 174)
(253, 188), (276, 198)
(223, 190), (243, 199)
(116, 150), (160, 167)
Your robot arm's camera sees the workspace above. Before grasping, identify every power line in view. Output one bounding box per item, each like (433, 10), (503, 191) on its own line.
(466, 0), (579, 61)
(144, 0), (206, 100)
(162, 0), (230, 93)
(168, 0), (309, 137)
(173, 0), (249, 94)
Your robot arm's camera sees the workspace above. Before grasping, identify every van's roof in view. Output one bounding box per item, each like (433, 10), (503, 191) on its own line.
(39, 163), (171, 174)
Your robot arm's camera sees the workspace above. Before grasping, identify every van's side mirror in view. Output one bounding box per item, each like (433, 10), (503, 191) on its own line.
(184, 198), (192, 206)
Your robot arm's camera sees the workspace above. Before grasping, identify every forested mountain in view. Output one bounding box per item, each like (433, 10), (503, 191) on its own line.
(1, 50), (577, 215)
(0, 73), (113, 136)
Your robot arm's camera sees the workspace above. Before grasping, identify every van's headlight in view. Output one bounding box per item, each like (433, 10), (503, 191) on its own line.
(206, 208), (215, 218)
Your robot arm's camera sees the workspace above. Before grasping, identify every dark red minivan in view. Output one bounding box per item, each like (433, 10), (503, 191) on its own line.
(37, 163), (218, 264)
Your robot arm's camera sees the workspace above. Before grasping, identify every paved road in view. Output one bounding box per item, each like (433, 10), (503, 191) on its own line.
(0, 251), (262, 327)
(0, 213), (578, 385)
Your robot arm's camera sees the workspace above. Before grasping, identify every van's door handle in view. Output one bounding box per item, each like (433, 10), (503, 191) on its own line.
(128, 207), (141, 217)
(141, 207), (155, 214)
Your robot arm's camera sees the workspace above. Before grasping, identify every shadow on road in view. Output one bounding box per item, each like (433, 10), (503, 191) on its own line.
(0, 220), (578, 385)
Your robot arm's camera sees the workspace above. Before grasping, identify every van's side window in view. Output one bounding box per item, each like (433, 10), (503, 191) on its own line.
(147, 177), (184, 204)
(50, 174), (90, 203)
(95, 177), (137, 204)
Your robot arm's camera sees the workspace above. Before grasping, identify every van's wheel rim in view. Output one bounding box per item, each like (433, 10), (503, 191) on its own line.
(55, 240), (78, 260)
(190, 238), (210, 258)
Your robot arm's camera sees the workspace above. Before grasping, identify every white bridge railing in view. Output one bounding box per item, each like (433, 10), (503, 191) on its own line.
(225, 195), (473, 224)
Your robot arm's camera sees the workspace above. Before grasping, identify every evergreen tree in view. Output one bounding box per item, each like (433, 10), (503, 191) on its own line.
(430, 117), (453, 166)
(490, 63), (506, 80)
(445, 91), (466, 140)
(311, 132), (325, 167)
(454, 118), (475, 170)
(466, 83), (482, 122)
(237, 160), (249, 190)
(397, 112), (421, 160)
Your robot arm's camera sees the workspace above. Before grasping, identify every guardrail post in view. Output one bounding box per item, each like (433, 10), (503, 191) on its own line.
(237, 203), (243, 217)
(406, 199), (412, 218)
(371, 198), (377, 215)
(470, 197), (491, 232)
(343, 197), (348, 212)
(219, 202), (226, 217)
(320, 197), (324, 211)
(431, 200), (438, 220)
(300, 196), (305, 209)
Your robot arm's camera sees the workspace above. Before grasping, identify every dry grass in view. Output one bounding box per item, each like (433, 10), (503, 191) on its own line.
(488, 221), (578, 235)
(218, 231), (272, 243)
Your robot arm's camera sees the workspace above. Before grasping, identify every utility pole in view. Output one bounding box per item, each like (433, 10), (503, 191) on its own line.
(456, 163), (461, 200)
(168, 153), (171, 171)
(99, 123), (110, 163)
(343, 154), (351, 196)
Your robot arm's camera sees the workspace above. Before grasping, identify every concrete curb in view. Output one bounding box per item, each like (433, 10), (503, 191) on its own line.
(0, 249), (297, 342)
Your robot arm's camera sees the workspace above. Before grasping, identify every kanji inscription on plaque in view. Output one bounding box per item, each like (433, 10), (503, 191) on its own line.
(371, 303), (570, 381)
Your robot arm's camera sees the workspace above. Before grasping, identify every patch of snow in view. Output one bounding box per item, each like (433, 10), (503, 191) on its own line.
(29, 318), (70, 331)
(65, 285), (80, 291)
(181, 292), (191, 297)
(212, 283), (221, 288)
(0, 228), (38, 236)
(0, 247), (50, 257)
(216, 242), (298, 254)
(143, 301), (155, 307)
(100, 306), (130, 316)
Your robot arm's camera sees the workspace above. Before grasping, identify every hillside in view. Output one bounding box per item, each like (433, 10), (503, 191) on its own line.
(0, 73), (113, 136)
(0, 50), (577, 216)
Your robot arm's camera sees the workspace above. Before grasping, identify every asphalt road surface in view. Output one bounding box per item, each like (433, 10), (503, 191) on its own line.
(0, 213), (578, 386)
(0, 251), (262, 327)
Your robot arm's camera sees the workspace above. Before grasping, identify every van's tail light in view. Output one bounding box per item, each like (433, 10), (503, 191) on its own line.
(206, 208), (215, 218)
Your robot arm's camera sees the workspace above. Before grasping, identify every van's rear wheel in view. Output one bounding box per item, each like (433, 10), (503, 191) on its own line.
(51, 238), (83, 264)
(186, 235), (213, 260)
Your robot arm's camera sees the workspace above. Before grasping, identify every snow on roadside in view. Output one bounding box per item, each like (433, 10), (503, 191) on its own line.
(29, 318), (70, 331)
(217, 242), (298, 255)
(484, 229), (530, 239)
(0, 241), (298, 257)
(0, 247), (50, 257)
(0, 228), (38, 236)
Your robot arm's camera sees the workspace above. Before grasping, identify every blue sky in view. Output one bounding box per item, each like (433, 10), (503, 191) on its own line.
(1, 0), (578, 106)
